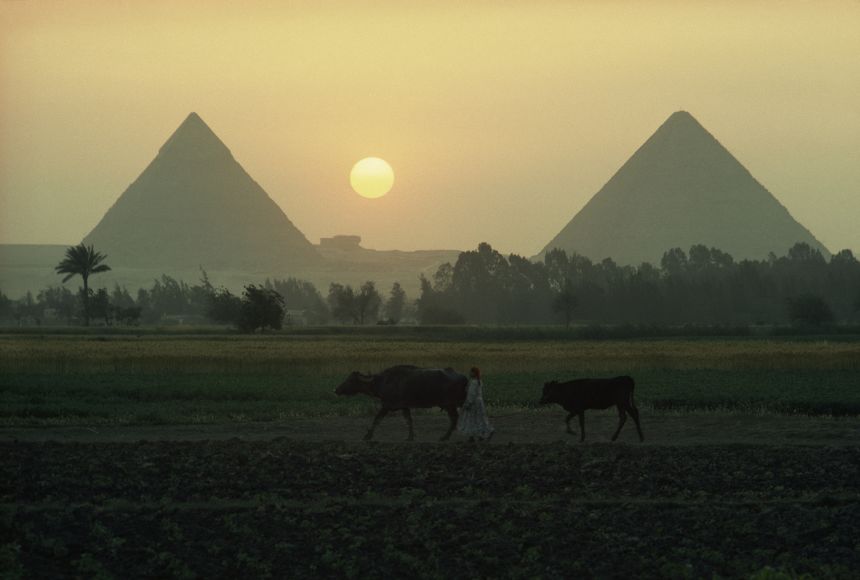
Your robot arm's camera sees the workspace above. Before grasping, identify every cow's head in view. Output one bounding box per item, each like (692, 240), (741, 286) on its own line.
(335, 371), (374, 396)
(539, 381), (559, 405)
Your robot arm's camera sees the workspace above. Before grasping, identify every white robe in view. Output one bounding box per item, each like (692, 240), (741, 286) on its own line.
(457, 379), (494, 438)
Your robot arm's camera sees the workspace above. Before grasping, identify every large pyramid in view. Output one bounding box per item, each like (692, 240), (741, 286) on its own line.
(83, 113), (320, 269)
(539, 111), (829, 265)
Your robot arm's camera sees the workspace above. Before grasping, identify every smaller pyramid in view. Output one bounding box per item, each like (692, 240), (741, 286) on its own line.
(83, 113), (320, 269)
(539, 111), (829, 264)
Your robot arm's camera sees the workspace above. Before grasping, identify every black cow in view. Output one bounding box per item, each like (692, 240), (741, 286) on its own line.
(335, 365), (468, 441)
(539, 376), (644, 442)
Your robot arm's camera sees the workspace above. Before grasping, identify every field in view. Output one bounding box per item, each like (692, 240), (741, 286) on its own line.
(2, 332), (859, 577)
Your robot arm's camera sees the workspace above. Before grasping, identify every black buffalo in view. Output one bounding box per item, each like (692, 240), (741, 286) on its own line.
(335, 365), (468, 441)
(539, 376), (644, 442)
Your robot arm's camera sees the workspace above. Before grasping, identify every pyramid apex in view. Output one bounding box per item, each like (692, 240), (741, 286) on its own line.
(662, 110), (702, 127)
(650, 110), (711, 143)
(180, 111), (207, 127)
(158, 112), (232, 161)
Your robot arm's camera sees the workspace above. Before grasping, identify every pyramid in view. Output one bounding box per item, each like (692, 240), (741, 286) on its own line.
(83, 113), (320, 269)
(539, 111), (829, 265)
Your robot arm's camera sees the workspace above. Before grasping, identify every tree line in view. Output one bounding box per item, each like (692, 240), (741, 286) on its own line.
(2, 241), (858, 330)
(0, 244), (411, 330)
(416, 242), (860, 326)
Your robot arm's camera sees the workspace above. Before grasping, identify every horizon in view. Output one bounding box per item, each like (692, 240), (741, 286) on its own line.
(1, 1), (859, 256)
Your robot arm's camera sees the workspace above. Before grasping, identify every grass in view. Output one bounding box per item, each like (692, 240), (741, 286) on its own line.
(1, 334), (859, 425)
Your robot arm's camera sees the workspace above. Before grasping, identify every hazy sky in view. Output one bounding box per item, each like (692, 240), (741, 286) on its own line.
(1, 1), (858, 255)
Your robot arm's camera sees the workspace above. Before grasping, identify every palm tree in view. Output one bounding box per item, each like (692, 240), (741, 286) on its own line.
(55, 244), (111, 326)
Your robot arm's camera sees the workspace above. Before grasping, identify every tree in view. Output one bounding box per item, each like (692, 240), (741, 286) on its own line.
(451, 242), (511, 323)
(433, 263), (454, 292)
(110, 284), (136, 309)
(326, 281), (381, 325)
(383, 282), (406, 323)
(15, 291), (45, 326)
(115, 306), (142, 326)
(89, 288), (111, 326)
(552, 278), (578, 327)
(787, 294), (833, 327)
(238, 284), (285, 333)
(416, 274), (465, 324)
(543, 248), (570, 292)
(787, 242), (825, 264)
(149, 275), (190, 317)
(205, 287), (242, 326)
(54, 244), (111, 326)
(328, 283), (357, 324)
(267, 277), (329, 324)
(355, 281), (382, 325)
(38, 286), (77, 324)
(0, 290), (12, 321)
(660, 247), (688, 277)
(187, 269), (215, 317)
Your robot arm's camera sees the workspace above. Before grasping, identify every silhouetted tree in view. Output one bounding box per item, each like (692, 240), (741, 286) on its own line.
(266, 277), (328, 324)
(38, 286), (77, 324)
(206, 287), (242, 326)
(355, 281), (382, 325)
(115, 306), (142, 326)
(416, 274), (465, 324)
(238, 285), (285, 333)
(451, 242), (510, 323)
(787, 242), (826, 264)
(90, 288), (111, 326)
(661, 247), (688, 278)
(552, 278), (578, 327)
(433, 263), (454, 292)
(384, 282), (406, 323)
(187, 269), (215, 316)
(54, 244), (111, 326)
(328, 283), (357, 324)
(0, 290), (12, 321)
(787, 294), (833, 327)
(149, 275), (190, 317)
(110, 284), (136, 309)
(14, 291), (45, 326)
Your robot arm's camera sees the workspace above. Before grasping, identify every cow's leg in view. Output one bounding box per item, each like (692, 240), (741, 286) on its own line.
(402, 408), (415, 441)
(440, 407), (458, 441)
(364, 408), (389, 441)
(565, 412), (576, 435)
(578, 412), (586, 443)
(628, 404), (644, 442)
(611, 406), (627, 442)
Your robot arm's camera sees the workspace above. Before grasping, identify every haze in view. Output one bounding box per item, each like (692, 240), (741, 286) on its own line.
(1, 0), (858, 255)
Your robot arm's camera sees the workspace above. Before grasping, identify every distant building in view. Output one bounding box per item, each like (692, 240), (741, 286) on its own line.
(319, 235), (362, 250)
(284, 309), (308, 326)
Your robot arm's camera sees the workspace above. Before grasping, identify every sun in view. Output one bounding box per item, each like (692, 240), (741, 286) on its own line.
(350, 157), (394, 198)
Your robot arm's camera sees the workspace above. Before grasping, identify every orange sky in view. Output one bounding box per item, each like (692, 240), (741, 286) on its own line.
(1, 0), (859, 255)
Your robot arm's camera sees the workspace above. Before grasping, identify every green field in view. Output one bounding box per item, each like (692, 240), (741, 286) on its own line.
(3, 332), (859, 577)
(2, 334), (860, 426)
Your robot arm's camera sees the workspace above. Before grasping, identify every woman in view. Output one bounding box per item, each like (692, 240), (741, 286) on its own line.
(457, 367), (495, 441)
